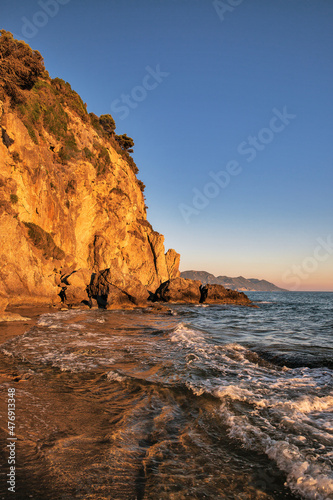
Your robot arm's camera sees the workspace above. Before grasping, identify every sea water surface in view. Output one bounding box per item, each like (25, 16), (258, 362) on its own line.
(0, 292), (332, 499)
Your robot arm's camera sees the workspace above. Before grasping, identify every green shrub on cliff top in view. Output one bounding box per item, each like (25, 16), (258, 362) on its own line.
(137, 180), (145, 192)
(112, 134), (138, 174)
(115, 134), (134, 153)
(51, 78), (88, 122)
(1, 31), (141, 177)
(89, 113), (104, 135)
(99, 114), (116, 136)
(17, 80), (68, 143)
(0, 30), (46, 104)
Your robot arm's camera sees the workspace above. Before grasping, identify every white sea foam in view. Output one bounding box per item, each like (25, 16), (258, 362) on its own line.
(106, 370), (127, 382)
(170, 323), (204, 344)
(1, 349), (13, 357)
(37, 310), (79, 327)
(1, 313), (118, 372)
(220, 406), (333, 500)
(169, 321), (333, 500)
(284, 395), (333, 413)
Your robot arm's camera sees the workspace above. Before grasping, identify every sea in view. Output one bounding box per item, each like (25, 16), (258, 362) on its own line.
(0, 291), (332, 500)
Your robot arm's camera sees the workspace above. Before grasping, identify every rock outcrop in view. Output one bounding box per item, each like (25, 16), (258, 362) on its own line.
(154, 277), (202, 303)
(153, 278), (252, 305)
(199, 284), (251, 305)
(58, 269), (92, 307)
(88, 268), (149, 308)
(165, 249), (181, 280)
(0, 32), (180, 307)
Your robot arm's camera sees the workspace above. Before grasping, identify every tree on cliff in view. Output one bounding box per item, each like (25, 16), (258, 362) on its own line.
(99, 114), (116, 136)
(115, 133), (134, 153)
(0, 30), (46, 104)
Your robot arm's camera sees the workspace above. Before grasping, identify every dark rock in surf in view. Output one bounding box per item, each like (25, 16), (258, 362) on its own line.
(58, 268), (91, 306)
(88, 268), (149, 308)
(200, 283), (251, 305)
(153, 277), (202, 303)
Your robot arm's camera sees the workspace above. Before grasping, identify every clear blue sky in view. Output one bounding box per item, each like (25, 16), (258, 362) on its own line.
(2, 0), (333, 290)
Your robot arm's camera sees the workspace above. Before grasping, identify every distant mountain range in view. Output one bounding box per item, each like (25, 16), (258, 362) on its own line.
(180, 271), (287, 292)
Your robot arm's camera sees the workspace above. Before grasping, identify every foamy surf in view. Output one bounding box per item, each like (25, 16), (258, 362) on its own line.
(0, 293), (332, 499)
(168, 321), (333, 500)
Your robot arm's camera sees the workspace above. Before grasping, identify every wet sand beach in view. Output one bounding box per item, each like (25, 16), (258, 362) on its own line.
(0, 296), (332, 499)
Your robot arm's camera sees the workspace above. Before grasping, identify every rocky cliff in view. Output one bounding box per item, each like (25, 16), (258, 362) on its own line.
(0, 31), (180, 307)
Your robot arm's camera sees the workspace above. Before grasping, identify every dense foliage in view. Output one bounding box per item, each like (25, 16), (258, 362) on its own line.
(115, 133), (134, 153)
(99, 114), (116, 135)
(0, 30), (46, 104)
(0, 31), (142, 183)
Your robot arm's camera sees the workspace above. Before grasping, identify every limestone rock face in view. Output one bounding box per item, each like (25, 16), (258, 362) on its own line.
(200, 284), (251, 305)
(0, 77), (180, 305)
(165, 249), (181, 280)
(88, 268), (149, 308)
(154, 277), (202, 303)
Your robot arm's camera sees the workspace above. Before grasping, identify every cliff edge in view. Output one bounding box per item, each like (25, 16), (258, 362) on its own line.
(0, 31), (180, 307)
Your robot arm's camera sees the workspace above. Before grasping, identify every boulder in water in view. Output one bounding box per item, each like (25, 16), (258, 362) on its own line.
(88, 268), (149, 308)
(153, 277), (202, 303)
(200, 284), (251, 305)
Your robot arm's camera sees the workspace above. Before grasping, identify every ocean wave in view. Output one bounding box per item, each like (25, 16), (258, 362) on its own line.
(222, 406), (333, 500)
(170, 322), (205, 344)
(167, 321), (333, 499)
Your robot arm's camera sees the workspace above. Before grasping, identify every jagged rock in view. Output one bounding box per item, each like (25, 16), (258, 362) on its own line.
(58, 269), (91, 306)
(165, 249), (181, 280)
(200, 284), (251, 305)
(88, 268), (149, 308)
(154, 277), (202, 303)
(64, 269), (91, 288)
(60, 286), (88, 307)
(147, 232), (169, 285)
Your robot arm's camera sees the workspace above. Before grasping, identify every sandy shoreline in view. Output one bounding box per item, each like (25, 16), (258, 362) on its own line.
(0, 303), (170, 346)
(0, 306), (56, 346)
